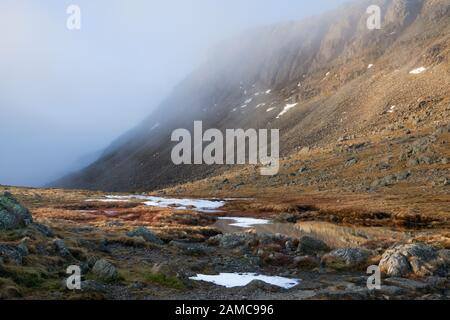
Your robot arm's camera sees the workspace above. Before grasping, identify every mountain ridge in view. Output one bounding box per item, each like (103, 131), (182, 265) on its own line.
(53, 0), (450, 192)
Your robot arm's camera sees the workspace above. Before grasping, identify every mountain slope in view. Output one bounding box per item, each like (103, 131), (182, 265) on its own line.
(53, 0), (450, 192)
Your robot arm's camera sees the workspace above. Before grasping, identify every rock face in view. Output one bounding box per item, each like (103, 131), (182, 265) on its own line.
(379, 243), (446, 277)
(127, 227), (163, 244)
(322, 248), (371, 269)
(296, 236), (329, 255)
(92, 259), (118, 281)
(53, 0), (450, 193)
(0, 192), (33, 230)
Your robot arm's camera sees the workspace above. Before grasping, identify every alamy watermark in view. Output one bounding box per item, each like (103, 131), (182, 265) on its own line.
(367, 5), (381, 30)
(171, 121), (279, 175)
(66, 4), (81, 30)
(367, 265), (381, 290)
(66, 265), (81, 290)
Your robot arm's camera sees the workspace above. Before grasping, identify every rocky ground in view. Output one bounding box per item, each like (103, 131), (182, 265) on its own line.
(0, 187), (448, 300)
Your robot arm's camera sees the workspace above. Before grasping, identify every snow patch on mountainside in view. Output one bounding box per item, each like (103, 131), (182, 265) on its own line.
(276, 103), (298, 119)
(409, 67), (426, 74)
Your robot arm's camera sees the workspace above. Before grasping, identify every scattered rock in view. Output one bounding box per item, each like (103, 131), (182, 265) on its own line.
(169, 241), (211, 256)
(297, 166), (308, 174)
(407, 158), (419, 167)
(298, 147), (310, 155)
(437, 249), (450, 265)
(207, 232), (257, 249)
(274, 212), (302, 223)
(370, 175), (396, 190)
(383, 277), (431, 291)
(244, 280), (284, 292)
(17, 237), (30, 256)
(53, 239), (72, 258)
(396, 171), (411, 181)
(345, 158), (357, 167)
(127, 226), (163, 244)
(0, 244), (27, 264)
(264, 252), (293, 266)
(322, 248), (371, 269)
(293, 255), (320, 269)
(296, 236), (329, 255)
(81, 280), (109, 293)
(92, 259), (119, 281)
(0, 192), (33, 230)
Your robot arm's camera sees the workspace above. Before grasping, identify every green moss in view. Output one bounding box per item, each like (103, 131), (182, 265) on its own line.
(11, 270), (45, 288)
(0, 265), (48, 288)
(144, 272), (185, 289)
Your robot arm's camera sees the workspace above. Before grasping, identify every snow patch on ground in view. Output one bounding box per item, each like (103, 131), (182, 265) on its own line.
(266, 107), (275, 112)
(101, 195), (225, 211)
(189, 273), (300, 289)
(85, 199), (130, 203)
(276, 103), (298, 119)
(368, 64), (374, 69)
(218, 217), (270, 228)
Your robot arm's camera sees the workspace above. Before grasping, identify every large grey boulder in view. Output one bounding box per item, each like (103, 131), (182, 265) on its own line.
(379, 243), (446, 277)
(92, 259), (119, 281)
(127, 226), (163, 244)
(0, 192), (33, 230)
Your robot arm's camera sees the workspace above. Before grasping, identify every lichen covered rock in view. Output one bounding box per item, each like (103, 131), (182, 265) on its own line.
(322, 248), (371, 269)
(127, 226), (163, 244)
(92, 259), (118, 281)
(379, 243), (446, 277)
(0, 192), (33, 230)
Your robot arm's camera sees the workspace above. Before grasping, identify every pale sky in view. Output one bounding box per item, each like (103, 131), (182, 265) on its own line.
(0, 0), (349, 187)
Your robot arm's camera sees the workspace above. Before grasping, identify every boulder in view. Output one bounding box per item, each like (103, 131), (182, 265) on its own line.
(207, 232), (257, 249)
(53, 239), (72, 258)
(321, 248), (371, 269)
(379, 243), (446, 277)
(296, 236), (329, 255)
(0, 192), (33, 230)
(92, 259), (118, 281)
(127, 227), (163, 244)
(0, 244), (27, 264)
